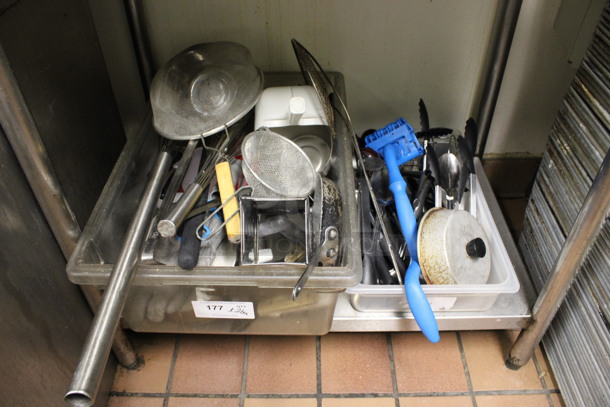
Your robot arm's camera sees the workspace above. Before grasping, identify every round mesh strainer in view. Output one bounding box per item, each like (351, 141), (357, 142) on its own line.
(242, 129), (316, 198)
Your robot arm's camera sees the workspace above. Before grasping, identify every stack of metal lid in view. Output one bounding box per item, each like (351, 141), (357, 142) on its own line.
(519, 4), (610, 406)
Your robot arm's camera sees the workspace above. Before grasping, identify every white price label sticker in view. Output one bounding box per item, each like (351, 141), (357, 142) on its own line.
(192, 301), (255, 319)
(428, 297), (457, 311)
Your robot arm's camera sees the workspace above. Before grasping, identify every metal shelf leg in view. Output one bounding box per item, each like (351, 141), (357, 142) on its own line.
(506, 148), (610, 369)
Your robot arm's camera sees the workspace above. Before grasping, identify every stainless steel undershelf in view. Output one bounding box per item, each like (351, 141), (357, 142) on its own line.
(331, 158), (536, 332)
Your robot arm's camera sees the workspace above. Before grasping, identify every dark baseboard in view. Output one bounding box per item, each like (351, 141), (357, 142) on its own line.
(482, 156), (542, 199)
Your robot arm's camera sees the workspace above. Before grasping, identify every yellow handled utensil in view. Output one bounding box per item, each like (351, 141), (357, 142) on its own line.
(215, 161), (240, 243)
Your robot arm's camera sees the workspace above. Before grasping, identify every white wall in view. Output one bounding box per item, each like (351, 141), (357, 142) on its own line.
(90, 0), (604, 155)
(139, 0), (498, 138)
(486, 0), (606, 155)
(89, 0), (148, 138)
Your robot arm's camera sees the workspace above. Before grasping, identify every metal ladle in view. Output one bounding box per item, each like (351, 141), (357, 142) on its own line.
(439, 152), (461, 209)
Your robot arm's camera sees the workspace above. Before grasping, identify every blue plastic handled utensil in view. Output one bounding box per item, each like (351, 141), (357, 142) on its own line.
(365, 118), (440, 343)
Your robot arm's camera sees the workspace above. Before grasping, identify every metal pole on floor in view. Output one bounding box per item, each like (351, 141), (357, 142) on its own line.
(65, 146), (173, 407)
(506, 148), (610, 369)
(0, 44), (139, 369)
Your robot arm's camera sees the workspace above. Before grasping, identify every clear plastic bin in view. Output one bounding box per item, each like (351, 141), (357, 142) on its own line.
(67, 73), (362, 335)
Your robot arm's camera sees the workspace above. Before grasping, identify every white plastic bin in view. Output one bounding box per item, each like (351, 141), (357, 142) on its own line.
(346, 175), (520, 313)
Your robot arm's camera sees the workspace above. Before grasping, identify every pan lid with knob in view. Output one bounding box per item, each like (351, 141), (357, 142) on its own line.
(418, 207), (491, 285)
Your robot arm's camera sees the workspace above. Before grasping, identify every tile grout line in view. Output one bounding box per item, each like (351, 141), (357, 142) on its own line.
(532, 351), (554, 406)
(316, 336), (322, 407)
(472, 389), (558, 396)
(247, 393), (395, 399)
(110, 392), (166, 398)
(456, 332), (478, 407)
(386, 333), (400, 407)
(163, 335), (181, 407)
(110, 389), (560, 398)
(239, 335), (250, 407)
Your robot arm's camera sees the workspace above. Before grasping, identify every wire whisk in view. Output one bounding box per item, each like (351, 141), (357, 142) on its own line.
(156, 114), (252, 238)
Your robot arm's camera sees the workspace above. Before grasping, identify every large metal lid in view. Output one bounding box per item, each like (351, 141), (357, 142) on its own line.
(150, 42), (263, 140)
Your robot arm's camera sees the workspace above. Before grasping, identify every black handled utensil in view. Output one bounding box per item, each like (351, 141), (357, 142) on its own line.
(359, 180), (378, 285)
(425, 144), (441, 186)
(456, 136), (474, 204)
(178, 194), (209, 270)
(465, 117), (478, 156)
(419, 98), (430, 131)
(416, 98), (453, 140)
(413, 170), (435, 221)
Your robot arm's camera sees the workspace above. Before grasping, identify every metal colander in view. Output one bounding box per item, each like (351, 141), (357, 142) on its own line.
(242, 129), (316, 198)
(150, 42), (263, 140)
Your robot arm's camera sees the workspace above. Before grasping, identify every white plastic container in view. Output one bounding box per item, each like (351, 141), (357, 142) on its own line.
(346, 175), (520, 313)
(254, 85), (333, 174)
(254, 85), (328, 129)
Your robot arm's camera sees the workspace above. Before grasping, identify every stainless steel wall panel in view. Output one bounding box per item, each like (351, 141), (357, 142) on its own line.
(0, 0), (126, 227)
(0, 126), (114, 407)
(0, 0), (130, 404)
